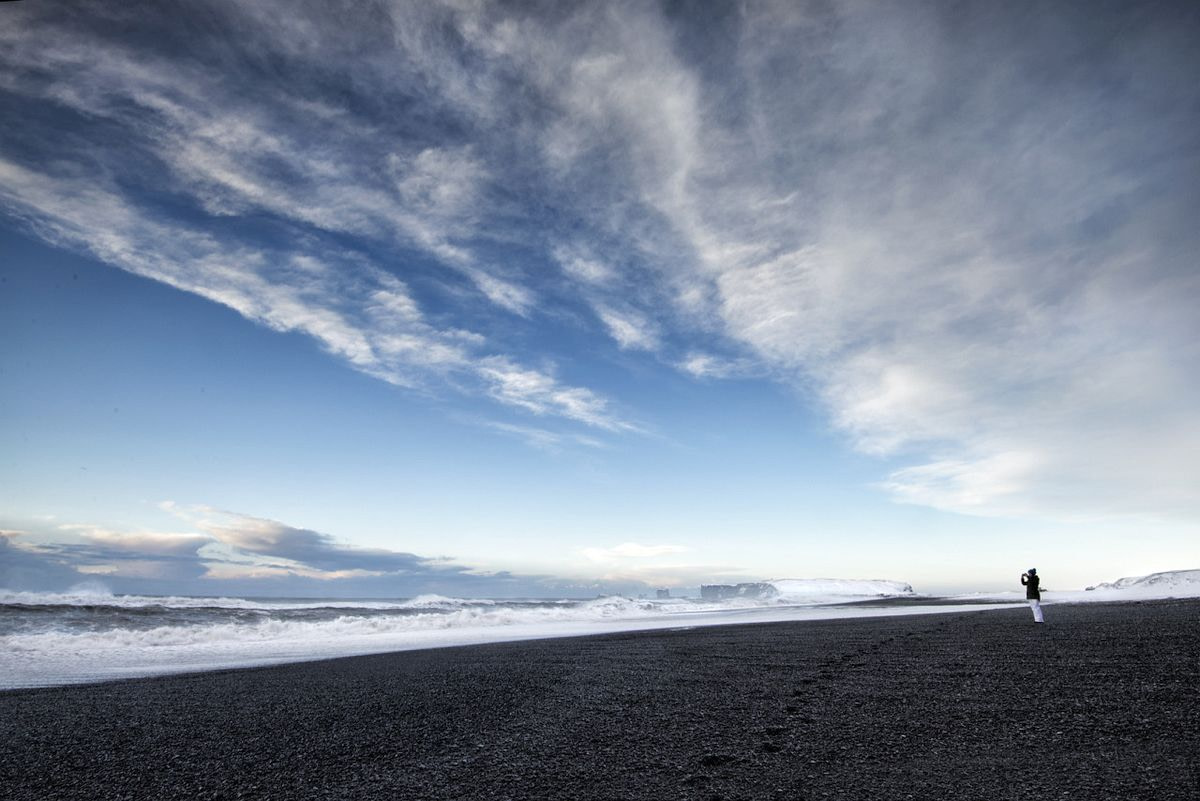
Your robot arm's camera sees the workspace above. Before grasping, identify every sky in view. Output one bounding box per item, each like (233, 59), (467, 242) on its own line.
(1, 0), (1197, 597)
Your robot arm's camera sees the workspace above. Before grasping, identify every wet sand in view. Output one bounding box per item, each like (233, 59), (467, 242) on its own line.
(2, 599), (1197, 800)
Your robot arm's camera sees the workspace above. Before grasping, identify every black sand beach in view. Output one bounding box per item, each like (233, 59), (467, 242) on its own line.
(2, 599), (1197, 800)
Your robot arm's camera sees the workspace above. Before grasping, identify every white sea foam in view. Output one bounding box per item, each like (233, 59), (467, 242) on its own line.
(0, 588), (488, 611)
(0, 597), (1015, 689)
(0, 578), (912, 613)
(0, 588), (273, 609)
(0, 577), (966, 688)
(6, 570), (1192, 690)
(3, 597), (653, 654)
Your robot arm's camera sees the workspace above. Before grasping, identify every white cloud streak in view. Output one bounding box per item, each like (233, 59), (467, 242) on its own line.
(2, 0), (1197, 520)
(452, 0), (1200, 519)
(583, 542), (690, 561)
(594, 305), (659, 352)
(481, 421), (606, 452)
(63, 526), (214, 556)
(677, 352), (751, 381)
(0, 2), (634, 434)
(476, 357), (636, 432)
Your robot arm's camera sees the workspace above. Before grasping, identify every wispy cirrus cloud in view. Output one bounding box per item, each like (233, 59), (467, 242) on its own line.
(594, 305), (660, 352)
(0, 1), (630, 434)
(476, 357), (638, 433)
(480, 421), (606, 453)
(2, 0), (1197, 522)
(676, 352), (753, 381)
(453, 0), (1200, 519)
(0, 150), (628, 428)
(0, 157), (457, 379)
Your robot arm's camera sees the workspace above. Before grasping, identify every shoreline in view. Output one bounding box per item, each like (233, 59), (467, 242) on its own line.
(3, 599), (1197, 799)
(0, 596), (1165, 695)
(1, 597), (1030, 691)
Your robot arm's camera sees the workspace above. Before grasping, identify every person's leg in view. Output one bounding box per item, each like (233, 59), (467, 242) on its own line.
(1029, 599), (1044, 623)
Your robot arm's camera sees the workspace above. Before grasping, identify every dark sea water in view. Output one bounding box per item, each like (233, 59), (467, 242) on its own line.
(0, 582), (1010, 688)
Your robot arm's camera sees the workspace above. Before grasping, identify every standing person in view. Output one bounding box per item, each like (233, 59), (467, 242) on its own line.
(1021, 568), (1044, 623)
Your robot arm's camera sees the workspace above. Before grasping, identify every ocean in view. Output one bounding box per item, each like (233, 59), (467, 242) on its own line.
(1, 581), (1020, 689)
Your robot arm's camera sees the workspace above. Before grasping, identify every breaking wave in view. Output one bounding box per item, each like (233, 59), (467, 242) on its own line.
(0, 578), (926, 688)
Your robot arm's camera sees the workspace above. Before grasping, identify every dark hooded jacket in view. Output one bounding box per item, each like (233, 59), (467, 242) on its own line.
(1021, 572), (1041, 600)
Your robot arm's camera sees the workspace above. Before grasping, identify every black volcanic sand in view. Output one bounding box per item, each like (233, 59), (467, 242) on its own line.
(2, 600), (1198, 801)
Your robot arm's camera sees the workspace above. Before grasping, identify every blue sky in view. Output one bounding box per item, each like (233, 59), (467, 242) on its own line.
(2, 0), (1197, 596)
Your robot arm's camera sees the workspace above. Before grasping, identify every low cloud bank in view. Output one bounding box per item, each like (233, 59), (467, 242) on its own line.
(0, 513), (653, 599)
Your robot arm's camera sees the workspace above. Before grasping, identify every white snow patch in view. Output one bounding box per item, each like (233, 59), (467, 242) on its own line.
(1084, 569), (1200, 597)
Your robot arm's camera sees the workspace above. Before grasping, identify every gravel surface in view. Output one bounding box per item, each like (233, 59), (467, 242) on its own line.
(2, 599), (1197, 800)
